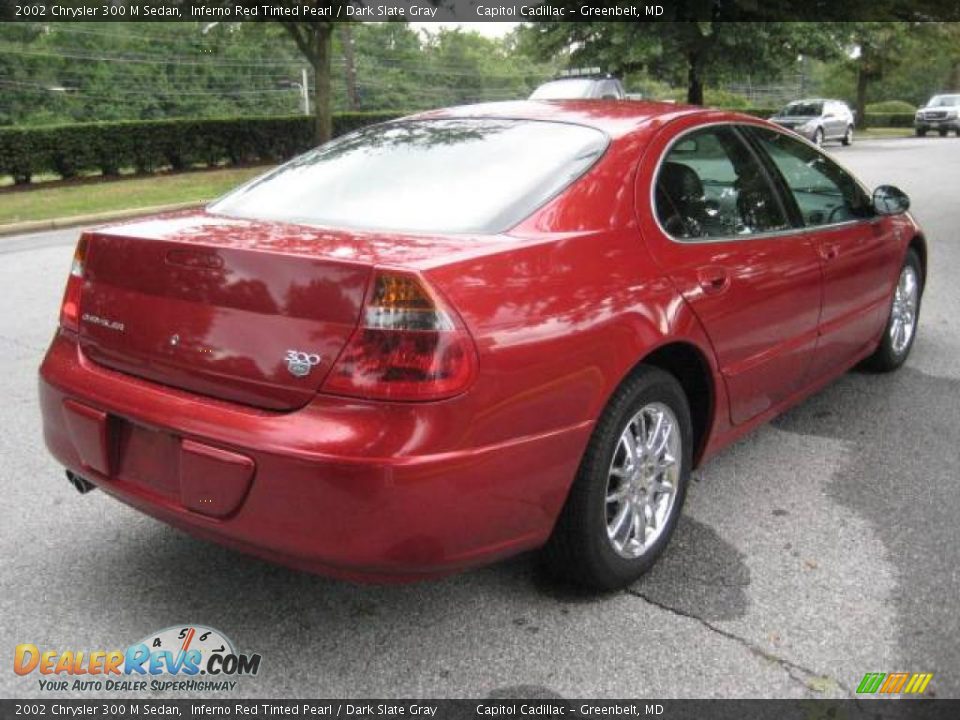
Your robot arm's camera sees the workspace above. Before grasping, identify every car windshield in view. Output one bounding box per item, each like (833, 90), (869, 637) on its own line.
(209, 119), (608, 234)
(928, 96), (960, 107)
(530, 79), (596, 100)
(781, 102), (823, 117)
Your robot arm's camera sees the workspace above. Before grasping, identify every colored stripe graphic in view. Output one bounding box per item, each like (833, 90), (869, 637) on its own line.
(905, 673), (934, 694)
(858, 672), (934, 694)
(880, 672), (909, 693)
(857, 673), (885, 693)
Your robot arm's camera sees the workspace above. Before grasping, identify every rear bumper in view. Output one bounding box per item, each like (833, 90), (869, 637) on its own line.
(39, 332), (592, 581)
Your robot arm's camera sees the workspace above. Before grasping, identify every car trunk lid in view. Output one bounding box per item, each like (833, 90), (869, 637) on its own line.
(77, 213), (372, 411)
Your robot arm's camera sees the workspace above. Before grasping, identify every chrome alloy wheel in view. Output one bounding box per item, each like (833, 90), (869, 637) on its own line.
(890, 264), (919, 355)
(604, 403), (681, 559)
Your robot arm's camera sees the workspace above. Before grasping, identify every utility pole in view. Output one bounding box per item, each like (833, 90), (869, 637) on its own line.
(301, 67), (310, 116)
(341, 25), (360, 111)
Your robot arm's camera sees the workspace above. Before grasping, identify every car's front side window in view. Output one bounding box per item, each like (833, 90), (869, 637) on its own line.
(746, 126), (873, 227)
(654, 126), (789, 241)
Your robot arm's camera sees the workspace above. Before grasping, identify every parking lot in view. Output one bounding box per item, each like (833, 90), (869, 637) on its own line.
(1, 137), (958, 700)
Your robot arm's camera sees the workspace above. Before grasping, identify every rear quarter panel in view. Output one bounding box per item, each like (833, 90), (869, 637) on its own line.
(423, 129), (721, 457)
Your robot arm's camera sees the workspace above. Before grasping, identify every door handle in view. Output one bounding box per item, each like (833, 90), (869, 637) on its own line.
(819, 242), (840, 261)
(697, 265), (730, 295)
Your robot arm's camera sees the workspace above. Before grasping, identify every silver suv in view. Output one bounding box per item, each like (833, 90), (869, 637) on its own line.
(915, 95), (960, 137)
(770, 99), (855, 146)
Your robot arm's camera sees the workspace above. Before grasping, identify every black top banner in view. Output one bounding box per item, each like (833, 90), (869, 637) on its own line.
(2, 0), (960, 23)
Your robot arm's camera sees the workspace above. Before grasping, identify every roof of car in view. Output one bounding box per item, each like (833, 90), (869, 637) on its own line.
(787, 98), (847, 104)
(408, 100), (709, 138)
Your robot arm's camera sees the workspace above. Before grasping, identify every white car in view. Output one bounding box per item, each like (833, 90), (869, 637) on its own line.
(530, 76), (625, 101)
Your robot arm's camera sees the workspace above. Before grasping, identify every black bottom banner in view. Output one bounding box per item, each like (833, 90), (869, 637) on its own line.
(2, 700), (960, 720)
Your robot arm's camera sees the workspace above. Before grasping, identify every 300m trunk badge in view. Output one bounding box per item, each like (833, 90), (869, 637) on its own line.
(285, 350), (321, 378)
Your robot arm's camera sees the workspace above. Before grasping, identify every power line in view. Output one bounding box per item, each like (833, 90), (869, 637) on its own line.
(38, 24), (543, 76)
(0, 78), (519, 103)
(0, 44), (551, 78)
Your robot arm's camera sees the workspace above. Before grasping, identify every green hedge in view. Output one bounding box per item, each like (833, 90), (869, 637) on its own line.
(866, 100), (917, 114)
(0, 112), (404, 185)
(735, 107), (778, 119)
(733, 107), (915, 128)
(0, 106), (921, 185)
(864, 112), (915, 128)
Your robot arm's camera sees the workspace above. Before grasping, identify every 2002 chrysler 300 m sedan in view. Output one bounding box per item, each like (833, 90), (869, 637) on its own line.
(39, 101), (925, 590)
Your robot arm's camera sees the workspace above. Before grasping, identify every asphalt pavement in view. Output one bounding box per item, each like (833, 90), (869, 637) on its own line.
(1, 136), (957, 699)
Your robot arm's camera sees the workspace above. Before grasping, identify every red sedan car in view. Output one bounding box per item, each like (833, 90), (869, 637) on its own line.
(39, 101), (924, 590)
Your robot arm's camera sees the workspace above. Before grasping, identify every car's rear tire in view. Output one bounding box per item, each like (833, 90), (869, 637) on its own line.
(916, 128), (927, 137)
(541, 367), (693, 591)
(939, 128), (949, 137)
(864, 248), (923, 372)
(842, 125), (853, 146)
(813, 128), (824, 146)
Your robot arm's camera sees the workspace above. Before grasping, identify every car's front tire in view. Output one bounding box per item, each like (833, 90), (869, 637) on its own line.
(842, 125), (854, 145)
(939, 128), (949, 137)
(865, 248), (923, 372)
(542, 367), (692, 590)
(916, 128), (927, 137)
(813, 127), (825, 146)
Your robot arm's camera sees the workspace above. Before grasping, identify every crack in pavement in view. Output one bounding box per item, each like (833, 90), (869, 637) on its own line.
(626, 588), (856, 699)
(0, 333), (45, 355)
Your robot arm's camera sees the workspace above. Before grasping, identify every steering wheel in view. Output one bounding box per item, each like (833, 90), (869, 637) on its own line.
(826, 205), (848, 224)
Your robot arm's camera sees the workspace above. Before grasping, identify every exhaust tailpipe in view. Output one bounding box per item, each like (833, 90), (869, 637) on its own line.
(66, 470), (96, 494)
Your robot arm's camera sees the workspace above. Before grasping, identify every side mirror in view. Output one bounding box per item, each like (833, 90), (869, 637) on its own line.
(873, 185), (910, 215)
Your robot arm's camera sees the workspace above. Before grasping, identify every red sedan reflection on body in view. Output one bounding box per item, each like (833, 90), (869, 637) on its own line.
(39, 101), (925, 589)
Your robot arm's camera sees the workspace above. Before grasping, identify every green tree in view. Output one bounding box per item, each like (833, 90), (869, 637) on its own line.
(519, 4), (840, 104)
(843, 23), (917, 128)
(273, 2), (349, 143)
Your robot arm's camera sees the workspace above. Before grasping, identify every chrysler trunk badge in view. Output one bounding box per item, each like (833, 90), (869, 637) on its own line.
(285, 350), (321, 377)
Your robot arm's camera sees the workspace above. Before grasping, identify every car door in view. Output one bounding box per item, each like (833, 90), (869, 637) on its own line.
(823, 102), (842, 139)
(745, 125), (902, 379)
(637, 122), (823, 426)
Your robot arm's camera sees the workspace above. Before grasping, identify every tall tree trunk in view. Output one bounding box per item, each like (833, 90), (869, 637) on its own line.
(312, 24), (333, 144)
(948, 60), (960, 92)
(340, 25), (360, 111)
(855, 66), (869, 130)
(687, 51), (704, 105)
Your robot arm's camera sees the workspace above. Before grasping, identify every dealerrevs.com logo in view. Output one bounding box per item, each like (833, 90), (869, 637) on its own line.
(14, 625), (261, 693)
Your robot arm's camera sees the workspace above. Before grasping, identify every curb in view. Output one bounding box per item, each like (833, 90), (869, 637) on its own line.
(0, 201), (205, 237)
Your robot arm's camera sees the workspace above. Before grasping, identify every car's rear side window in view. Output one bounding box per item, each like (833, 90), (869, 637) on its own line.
(209, 119), (608, 234)
(654, 126), (790, 240)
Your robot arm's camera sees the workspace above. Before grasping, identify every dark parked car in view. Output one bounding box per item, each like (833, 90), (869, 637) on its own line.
(770, 99), (855, 146)
(40, 101), (924, 590)
(914, 94), (960, 136)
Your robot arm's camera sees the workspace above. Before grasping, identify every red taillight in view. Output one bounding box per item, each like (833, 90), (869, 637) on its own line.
(59, 235), (88, 334)
(322, 271), (477, 401)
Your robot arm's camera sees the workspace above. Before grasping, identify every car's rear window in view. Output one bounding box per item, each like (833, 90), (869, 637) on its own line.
(209, 118), (608, 234)
(783, 102), (823, 116)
